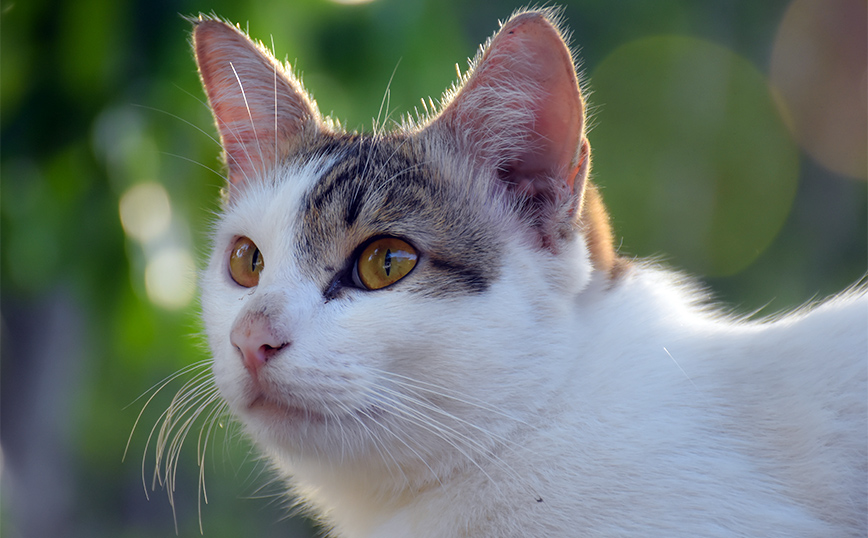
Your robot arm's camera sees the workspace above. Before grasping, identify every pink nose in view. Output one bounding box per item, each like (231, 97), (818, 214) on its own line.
(229, 315), (289, 377)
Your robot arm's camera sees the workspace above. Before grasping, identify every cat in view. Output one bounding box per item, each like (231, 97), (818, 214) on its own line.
(163, 7), (867, 537)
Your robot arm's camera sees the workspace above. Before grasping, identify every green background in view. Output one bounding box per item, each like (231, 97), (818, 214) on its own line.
(2, 0), (865, 536)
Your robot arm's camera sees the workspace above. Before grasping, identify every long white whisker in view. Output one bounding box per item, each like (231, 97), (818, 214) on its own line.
(125, 360), (210, 462)
(371, 386), (540, 499)
(196, 397), (230, 533)
(162, 385), (221, 488)
(271, 35), (279, 180)
(366, 389), (503, 493)
(132, 354), (227, 533)
(364, 157), (425, 204)
(376, 384), (521, 452)
(158, 151), (228, 182)
(333, 399), (414, 486)
(230, 62), (266, 184)
(214, 110), (255, 187)
(344, 372), (545, 501)
(131, 103), (226, 150)
(374, 58), (401, 136)
(350, 402), (440, 488)
(369, 367), (530, 426)
(162, 387), (221, 525)
(153, 370), (216, 470)
(132, 364), (213, 506)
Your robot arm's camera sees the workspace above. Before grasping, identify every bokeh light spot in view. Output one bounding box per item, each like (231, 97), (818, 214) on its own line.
(119, 182), (172, 244)
(144, 247), (197, 310)
(770, 0), (867, 180)
(590, 36), (799, 277)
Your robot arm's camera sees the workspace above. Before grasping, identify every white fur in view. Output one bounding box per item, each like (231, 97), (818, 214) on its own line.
(199, 159), (867, 537)
(188, 10), (867, 537)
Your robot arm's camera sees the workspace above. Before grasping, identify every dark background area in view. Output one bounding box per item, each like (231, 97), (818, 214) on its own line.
(2, 0), (865, 536)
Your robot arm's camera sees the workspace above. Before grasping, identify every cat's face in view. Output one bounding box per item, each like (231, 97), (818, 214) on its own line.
(194, 11), (615, 476)
(204, 134), (513, 448)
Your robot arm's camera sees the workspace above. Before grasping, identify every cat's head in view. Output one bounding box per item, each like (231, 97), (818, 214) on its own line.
(194, 9), (619, 482)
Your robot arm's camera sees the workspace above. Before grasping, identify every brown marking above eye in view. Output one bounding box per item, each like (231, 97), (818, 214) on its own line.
(229, 236), (264, 287)
(297, 139), (502, 297)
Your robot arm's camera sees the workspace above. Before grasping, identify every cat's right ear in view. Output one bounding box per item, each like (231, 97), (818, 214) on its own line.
(424, 11), (596, 255)
(192, 18), (321, 194)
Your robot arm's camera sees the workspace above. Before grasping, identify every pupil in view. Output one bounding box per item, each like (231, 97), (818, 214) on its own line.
(251, 249), (260, 271)
(384, 249), (392, 276)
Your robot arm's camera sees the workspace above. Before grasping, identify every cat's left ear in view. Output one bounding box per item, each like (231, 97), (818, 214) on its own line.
(428, 11), (594, 252)
(192, 18), (322, 195)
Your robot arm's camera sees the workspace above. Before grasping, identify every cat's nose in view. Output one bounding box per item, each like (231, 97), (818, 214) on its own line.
(230, 316), (289, 377)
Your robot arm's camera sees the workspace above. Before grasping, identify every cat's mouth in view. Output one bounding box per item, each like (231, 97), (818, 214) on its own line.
(248, 393), (325, 423)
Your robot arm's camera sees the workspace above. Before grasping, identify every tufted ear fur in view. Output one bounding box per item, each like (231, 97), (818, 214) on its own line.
(192, 12), (619, 274)
(427, 11), (616, 271)
(192, 18), (324, 195)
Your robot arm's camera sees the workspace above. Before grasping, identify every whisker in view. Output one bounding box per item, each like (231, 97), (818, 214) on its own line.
(160, 384), (221, 486)
(338, 401), (411, 485)
(230, 61), (266, 184)
(130, 364), (213, 509)
(374, 58), (402, 136)
(195, 396), (230, 532)
(364, 154), (426, 203)
(352, 403), (440, 488)
(131, 103), (225, 150)
(129, 354), (232, 533)
(372, 386), (540, 499)
(368, 367), (530, 426)
(376, 384), (522, 452)
(345, 372), (544, 500)
(158, 151), (228, 182)
(162, 388), (221, 524)
(270, 35), (279, 179)
(125, 360), (210, 461)
(365, 388), (503, 493)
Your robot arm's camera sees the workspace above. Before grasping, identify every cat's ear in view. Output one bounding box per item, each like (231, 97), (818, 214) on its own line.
(192, 19), (321, 192)
(429, 11), (603, 257)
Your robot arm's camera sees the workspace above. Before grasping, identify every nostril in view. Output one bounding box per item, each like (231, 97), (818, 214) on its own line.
(234, 340), (290, 377)
(229, 311), (290, 376)
(259, 342), (288, 363)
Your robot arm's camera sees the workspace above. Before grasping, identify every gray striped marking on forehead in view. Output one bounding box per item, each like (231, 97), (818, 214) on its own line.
(293, 134), (503, 299)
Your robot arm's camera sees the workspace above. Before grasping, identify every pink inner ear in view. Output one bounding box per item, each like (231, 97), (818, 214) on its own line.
(193, 20), (317, 190)
(504, 17), (585, 194)
(436, 12), (588, 203)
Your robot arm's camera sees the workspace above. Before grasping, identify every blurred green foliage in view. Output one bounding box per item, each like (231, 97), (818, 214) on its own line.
(1, 0), (865, 537)
(593, 35), (800, 277)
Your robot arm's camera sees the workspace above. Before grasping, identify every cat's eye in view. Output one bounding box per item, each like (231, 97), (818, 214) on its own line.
(229, 236), (264, 287)
(354, 237), (418, 290)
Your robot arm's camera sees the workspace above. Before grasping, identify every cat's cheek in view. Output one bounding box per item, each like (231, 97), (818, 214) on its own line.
(210, 349), (247, 410)
(199, 287), (264, 416)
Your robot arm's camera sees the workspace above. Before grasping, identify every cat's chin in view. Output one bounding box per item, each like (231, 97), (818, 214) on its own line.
(246, 393), (327, 424)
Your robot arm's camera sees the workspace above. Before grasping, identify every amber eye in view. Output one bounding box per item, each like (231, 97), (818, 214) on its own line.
(229, 236), (264, 287)
(354, 237), (417, 290)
